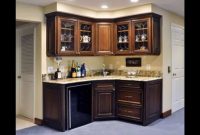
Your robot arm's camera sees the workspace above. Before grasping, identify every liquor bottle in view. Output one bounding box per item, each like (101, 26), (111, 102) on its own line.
(81, 63), (86, 77)
(76, 63), (81, 78)
(71, 60), (77, 78)
(55, 68), (62, 79)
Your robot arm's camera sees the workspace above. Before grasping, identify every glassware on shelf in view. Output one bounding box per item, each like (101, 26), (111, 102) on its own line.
(123, 35), (128, 42)
(61, 46), (65, 52)
(81, 35), (91, 43)
(63, 22), (73, 28)
(119, 35), (123, 43)
(140, 45), (146, 50)
(136, 34), (140, 42)
(65, 33), (73, 42)
(141, 33), (147, 41)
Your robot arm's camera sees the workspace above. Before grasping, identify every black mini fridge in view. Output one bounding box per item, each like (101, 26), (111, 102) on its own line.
(66, 83), (92, 129)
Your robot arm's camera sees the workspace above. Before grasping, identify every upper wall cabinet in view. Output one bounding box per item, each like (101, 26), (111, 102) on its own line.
(114, 21), (132, 55)
(78, 20), (95, 55)
(46, 14), (95, 56)
(96, 23), (114, 55)
(132, 14), (161, 55)
(46, 12), (161, 56)
(115, 14), (161, 55)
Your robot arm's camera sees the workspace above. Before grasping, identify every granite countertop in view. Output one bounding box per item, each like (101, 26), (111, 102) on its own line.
(43, 76), (162, 84)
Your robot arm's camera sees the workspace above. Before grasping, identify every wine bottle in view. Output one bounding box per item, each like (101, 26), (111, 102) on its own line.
(76, 63), (81, 78)
(71, 60), (77, 78)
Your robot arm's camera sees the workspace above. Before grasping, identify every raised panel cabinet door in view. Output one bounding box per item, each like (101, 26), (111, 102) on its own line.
(96, 23), (114, 55)
(94, 91), (115, 119)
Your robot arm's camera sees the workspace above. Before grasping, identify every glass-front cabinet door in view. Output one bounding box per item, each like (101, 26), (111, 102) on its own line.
(115, 21), (132, 54)
(58, 17), (77, 55)
(78, 20), (94, 55)
(132, 18), (151, 54)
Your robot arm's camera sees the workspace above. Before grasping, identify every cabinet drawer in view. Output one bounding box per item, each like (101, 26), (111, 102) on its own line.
(117, 90), (143, 105)
(117, 104), (142, 121)
(93, 81), (115, 91)
(117, 81), (143, 89)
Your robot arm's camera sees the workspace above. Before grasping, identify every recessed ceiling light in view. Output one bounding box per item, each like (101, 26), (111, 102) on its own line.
(130, 0), (139, 3)
(101, 5), (108, 9)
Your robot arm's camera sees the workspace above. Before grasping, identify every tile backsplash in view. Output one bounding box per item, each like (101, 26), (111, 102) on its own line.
(45, 55), (162, 78)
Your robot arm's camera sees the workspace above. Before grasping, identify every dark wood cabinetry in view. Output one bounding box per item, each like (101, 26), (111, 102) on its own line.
(114, 21), (132, 54)
(46, 12), (161, 56)
(132, 14), (161, 54)
(43, 83), (66, 131)
(46, 16), (78, 56)
(115, 13), (161, 55)
(78, 20), (95, 55)
(93, 81), (115, 119)
(43, 79), (162, 131)
(116, 79), (162, 125)
(96, 23), (114, 55)
(46, 14), (95, 56)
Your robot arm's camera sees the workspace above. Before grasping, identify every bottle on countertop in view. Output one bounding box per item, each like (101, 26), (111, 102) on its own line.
(67, 63), (71, 78)
(71, 60), (77, 78)
(81, 63), (86, 77)
(76, 63), (81, 78)
(55, 68), (62, 79)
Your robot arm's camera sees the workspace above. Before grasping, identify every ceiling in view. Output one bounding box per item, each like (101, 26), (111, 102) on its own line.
(16, 0), (184, 16)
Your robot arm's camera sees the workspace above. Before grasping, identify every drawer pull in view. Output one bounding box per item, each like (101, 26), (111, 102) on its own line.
(127, 111), (133, 113)
(125, 96), (133, 98)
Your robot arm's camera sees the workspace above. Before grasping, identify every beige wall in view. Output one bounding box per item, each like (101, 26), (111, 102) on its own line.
(16, 2), (44, 22)
(16, 2), (184, 119)
(104, 55), (162, 71)
(16, 2), (45, 119)
(152, 5), (184, 112)
(47, 56), (104, 74)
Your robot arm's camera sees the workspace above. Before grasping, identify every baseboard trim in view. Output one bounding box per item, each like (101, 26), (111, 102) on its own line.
(34, 118), (43, 125)
(161, 110), (172, 118)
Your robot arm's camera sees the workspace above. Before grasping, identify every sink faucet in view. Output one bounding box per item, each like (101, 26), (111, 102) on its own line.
(102, 64), (108, 76)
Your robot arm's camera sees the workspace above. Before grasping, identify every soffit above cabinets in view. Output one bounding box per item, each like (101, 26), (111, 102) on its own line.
(16, 0), (184, 17)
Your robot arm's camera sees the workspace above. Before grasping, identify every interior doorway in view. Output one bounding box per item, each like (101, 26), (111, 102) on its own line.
(171, 23), (184, 113)
(16, 22), (36, 122)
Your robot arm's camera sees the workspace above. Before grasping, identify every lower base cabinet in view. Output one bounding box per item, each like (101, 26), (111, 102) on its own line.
(43, 79), (162, 131)
(116, 79), (162, 125)
(93, 81), (115, 120)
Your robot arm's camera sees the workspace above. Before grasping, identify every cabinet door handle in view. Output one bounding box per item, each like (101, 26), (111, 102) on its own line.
(113, 88), (115, 91)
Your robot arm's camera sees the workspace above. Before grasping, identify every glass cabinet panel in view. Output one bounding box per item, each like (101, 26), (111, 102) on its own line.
(133, 18), (151, 53)
(60, 19), (76, 52)
(116, 22), (131, 54)
(79, 23), (92, 52)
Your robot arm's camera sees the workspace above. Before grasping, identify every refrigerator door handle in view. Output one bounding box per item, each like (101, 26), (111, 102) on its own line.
(68, 89), (71, 129)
